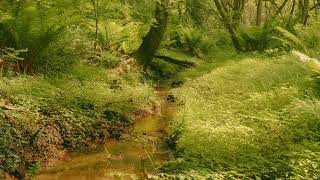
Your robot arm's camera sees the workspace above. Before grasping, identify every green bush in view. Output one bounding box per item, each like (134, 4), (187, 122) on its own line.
(239, 23), (282, 52)
(165, 26), (214, 56)
(0, 1), (65, 68)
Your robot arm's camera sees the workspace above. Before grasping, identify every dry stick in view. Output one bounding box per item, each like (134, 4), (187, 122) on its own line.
(104, 146), (112, 168)
(143, 145), (157, 171)
(104, 146), (110, 154)
(278, 135), (289, 150)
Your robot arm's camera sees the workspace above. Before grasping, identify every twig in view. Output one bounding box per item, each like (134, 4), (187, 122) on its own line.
(143, 146), (157, 171)
(278, 135), (289, 150)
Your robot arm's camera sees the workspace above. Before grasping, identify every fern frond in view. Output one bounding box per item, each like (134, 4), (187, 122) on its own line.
(274, 26), (306, 51)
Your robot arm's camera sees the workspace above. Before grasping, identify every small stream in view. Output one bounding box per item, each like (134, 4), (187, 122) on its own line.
(35, 89), (175, 180)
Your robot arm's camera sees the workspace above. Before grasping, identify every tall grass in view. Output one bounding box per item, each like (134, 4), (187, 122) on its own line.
(164, 55), (320, 178)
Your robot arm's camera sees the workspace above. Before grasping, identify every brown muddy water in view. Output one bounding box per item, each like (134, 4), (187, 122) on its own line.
(35, 90), (175, 180)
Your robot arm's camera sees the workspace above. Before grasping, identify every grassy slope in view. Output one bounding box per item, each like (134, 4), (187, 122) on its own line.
(164, 54), (320, 178)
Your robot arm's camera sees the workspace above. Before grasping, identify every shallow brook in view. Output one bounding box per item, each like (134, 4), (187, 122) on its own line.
(35, 90), (175, 180)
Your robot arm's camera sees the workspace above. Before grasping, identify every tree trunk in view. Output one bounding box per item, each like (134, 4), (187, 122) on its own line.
(91, 0), (99, 52)
(134, 0), (169, 69)
(256, 0), (263, 26)
(317, 0), (320, 17)
(287, 0), (297, 26)
(300, 0), (310, 25)
(213, 0), (242, 51)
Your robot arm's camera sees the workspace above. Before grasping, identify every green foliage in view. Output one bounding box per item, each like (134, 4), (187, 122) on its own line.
(0, 113), (28, 174)
(103, 21), (146, 54)
(35, 42), (78, 74)
(165, 26), (214, 57)
(295, 22), (320, 59)
(0, 64), (155, 176)
(239, 24), (277, 51)
(1, 0), (320, 178)
(147, 49), (199, 81)
(0, 48), (27, 75)
(0, 1), (65, 65)
(159, 48), (238, 87)
(149, 59), (178, 79)
(165, 56), (320, 178)
(272, 22), (320, 58)
(274, 26), (307, 51)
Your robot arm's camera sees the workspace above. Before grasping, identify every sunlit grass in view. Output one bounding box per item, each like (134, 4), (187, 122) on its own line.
(165, 55), (320, 178)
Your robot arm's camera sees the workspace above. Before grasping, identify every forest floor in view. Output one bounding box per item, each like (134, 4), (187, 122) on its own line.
(2, 50), (319, 179)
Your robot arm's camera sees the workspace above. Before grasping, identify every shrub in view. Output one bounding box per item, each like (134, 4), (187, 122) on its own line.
(238, 23), (283, 52)
(0, 1), (67, 73)
(164, 26), (214, 56)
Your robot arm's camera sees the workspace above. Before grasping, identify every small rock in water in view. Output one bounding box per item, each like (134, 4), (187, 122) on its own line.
(167, 94), (176, 102)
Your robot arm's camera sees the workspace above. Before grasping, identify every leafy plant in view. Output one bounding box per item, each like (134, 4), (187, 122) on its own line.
(169, 27), (213, 56)
(239, 25), (276, 51)
(0, 48), (27, 75)
(0, 1), (66, 72)
(273, 26), (306, 51)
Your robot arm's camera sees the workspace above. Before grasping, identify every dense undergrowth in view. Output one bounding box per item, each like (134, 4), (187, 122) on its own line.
(164, 55), (320, 179)
(0, 63), (156, 177)
(1, 0), (320, 179)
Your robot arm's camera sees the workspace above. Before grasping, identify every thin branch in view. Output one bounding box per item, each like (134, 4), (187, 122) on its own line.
(310, 2), (320, 10)
(278, 136), (289, 150)
(143, 146), (157, 171)
(274, 0), (290, 16)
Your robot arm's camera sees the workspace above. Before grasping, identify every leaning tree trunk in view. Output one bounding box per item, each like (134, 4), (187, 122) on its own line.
(134, 0), (169, 69)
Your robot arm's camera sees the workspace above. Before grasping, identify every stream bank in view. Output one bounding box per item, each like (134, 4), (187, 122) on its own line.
(34, 89), (175, 180)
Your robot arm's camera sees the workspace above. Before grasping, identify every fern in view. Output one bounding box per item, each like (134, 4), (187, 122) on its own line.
(0, 0), (66, 71)
(273, 26), (306, 51)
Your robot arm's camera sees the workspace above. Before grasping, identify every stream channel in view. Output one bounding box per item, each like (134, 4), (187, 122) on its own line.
(35, 89), (175, 180)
